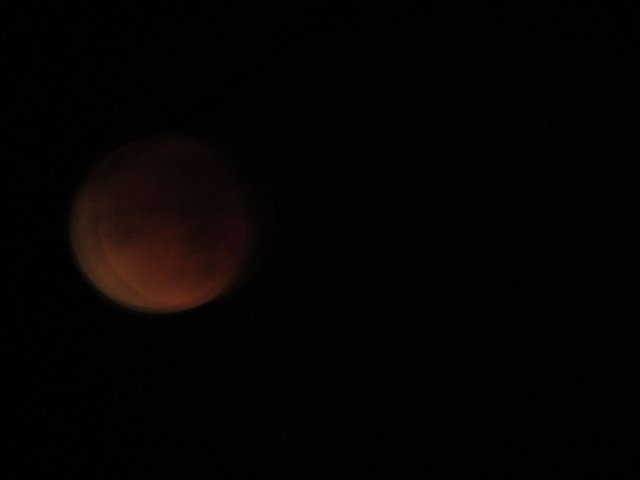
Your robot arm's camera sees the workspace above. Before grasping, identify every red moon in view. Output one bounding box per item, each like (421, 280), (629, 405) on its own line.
(69, 135), (255, 314)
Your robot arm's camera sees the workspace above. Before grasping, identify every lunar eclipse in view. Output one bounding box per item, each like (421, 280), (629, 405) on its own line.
(69, 135), (256, 314)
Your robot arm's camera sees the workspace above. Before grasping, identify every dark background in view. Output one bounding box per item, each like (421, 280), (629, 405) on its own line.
(10, 4), (630, 477)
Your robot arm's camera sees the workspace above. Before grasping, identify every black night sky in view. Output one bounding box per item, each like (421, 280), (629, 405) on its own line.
(10, 4), (630, 477)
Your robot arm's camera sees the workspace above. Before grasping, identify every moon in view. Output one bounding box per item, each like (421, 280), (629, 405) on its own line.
(69, 135), (256, 314)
